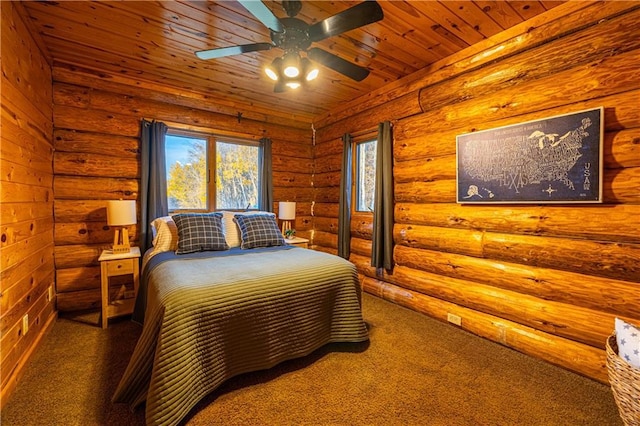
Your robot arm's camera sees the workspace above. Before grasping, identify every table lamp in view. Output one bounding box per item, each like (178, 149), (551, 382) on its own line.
(278, 201), (296, 237)
(107, 200), (136, 253)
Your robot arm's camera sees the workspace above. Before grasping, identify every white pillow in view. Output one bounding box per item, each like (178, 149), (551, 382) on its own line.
(615, 317), (640, 369)
(150, 216), (178, 253)
(221, 211), (276, 248)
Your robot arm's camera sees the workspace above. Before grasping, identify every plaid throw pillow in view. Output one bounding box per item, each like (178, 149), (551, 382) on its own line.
(173, 213), (228, 254)
(221, 211), (276, 248)
(233, 213), (285, 249)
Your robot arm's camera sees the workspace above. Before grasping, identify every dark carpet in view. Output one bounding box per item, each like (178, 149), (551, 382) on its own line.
(1, 293), (622, 425)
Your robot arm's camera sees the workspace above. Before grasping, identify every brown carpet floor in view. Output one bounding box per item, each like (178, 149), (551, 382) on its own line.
(2, 293), (622, 426)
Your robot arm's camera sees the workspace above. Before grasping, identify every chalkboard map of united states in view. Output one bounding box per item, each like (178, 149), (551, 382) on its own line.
(456, 108), (602, 203)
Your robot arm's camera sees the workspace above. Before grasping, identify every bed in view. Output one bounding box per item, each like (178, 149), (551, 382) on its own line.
(112, 212), (369, 426)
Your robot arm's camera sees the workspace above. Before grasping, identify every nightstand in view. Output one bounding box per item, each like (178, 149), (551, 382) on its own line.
(98, 246), (141, 328)
(285, 236), (309, 248)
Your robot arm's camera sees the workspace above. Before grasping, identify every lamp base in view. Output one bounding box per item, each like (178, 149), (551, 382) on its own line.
(112, 244), (131, 254)
(281, 220), (292, 237)
(112, 228), (131, 253)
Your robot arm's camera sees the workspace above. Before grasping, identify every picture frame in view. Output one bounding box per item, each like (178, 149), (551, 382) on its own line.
(456, 107), (603, 204)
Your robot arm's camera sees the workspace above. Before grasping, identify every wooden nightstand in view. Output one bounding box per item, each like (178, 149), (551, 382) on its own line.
(98, 247), (141, 328)
(285, 237), (309, 248)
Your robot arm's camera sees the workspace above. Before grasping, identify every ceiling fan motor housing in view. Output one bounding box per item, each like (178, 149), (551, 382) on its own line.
(270, 17), (312, 53)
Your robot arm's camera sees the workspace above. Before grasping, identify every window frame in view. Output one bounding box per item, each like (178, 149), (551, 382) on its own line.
(213, 136), (261, 211)
(165, 129), (260, 213)
(353, 136), (377, 214)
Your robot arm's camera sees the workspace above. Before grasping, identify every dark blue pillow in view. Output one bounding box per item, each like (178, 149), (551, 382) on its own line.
(173, 213), (228, 254)
(232, 214), (285, 249)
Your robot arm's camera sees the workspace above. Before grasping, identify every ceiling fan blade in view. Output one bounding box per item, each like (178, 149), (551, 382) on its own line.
(195, 43), (273, 60)
(308, 48), (370, 82)
(308, 1), (384, 42)
(238, 0), (284, 33)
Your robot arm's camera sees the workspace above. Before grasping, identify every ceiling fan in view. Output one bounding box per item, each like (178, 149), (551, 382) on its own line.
(195, 0), (384, 91)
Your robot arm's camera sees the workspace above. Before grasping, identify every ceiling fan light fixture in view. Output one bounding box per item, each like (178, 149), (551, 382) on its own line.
(265, 67), (278, 81)
(282, 51), (300, 77)
(301, 58), (319, 81)
(281, 71), (302, 90)
(283, 65), (299, 78)
(265, 57), (282, 81)
(306, 68), (319, 81)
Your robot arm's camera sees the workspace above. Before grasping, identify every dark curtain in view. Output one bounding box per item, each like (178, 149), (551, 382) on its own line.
(371, 121), (394, 270)
(258, 137), (273, 212)
(338, 133), (353, 259)
(140, 119), (168, 254)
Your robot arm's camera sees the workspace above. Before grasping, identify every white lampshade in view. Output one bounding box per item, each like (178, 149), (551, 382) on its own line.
(278, 202), (296, 220)
(106, 200), (137, 226)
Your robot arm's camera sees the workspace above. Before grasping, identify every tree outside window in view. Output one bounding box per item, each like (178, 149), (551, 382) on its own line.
(356, 139), (377, 212)
(166, 135), (207, 210)
(216, 141), (258, 209)
(165, 132), (259, 211)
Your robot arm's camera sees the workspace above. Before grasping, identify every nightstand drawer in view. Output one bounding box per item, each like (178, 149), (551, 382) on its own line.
(106, 259), (134, 275)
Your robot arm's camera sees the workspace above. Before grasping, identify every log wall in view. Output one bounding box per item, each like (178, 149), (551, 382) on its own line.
(0, 1), (56, 406)
(52, 65), (313, 312)
(312, 1), (640, 383)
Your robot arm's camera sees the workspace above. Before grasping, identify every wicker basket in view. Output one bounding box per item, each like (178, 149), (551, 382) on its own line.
(606, 334), (640, 426)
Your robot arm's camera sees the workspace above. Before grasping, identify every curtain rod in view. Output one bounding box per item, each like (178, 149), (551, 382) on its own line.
(351, 127), (378, 142)
(140, 117), (260, 141)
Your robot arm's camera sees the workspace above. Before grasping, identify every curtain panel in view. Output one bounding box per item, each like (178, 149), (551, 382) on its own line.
(258, 137), (273, 212)
(338, 133), (353, 259)
(371, 121), (394, 270)
(140, 119), (168, 254)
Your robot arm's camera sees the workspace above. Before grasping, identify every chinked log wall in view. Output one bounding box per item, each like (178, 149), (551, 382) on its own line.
(0, 1), (56, 404)
(312, 1), (640, 383)
(52, 64), (313, 312)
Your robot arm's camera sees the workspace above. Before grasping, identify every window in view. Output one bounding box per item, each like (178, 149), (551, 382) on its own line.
(355, 139), (377, 212)
(215, 141), (259, 209)
(165, 134), (207, 211)
(165, 131), (260, 212)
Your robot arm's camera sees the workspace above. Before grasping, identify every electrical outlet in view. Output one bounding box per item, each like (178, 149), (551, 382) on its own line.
(22, 314), (29, 335)
(47, 285), (54, 302)
(447, 313), (462, 326)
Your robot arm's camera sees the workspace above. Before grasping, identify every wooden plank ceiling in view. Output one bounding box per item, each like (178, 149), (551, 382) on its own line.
(21, 0), (564, 124)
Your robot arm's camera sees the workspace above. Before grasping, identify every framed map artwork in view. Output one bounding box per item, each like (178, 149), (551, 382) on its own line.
(456, 107), (603, 204)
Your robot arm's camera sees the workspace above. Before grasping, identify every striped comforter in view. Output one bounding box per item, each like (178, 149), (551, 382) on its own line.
(112, 246), (369, 426)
